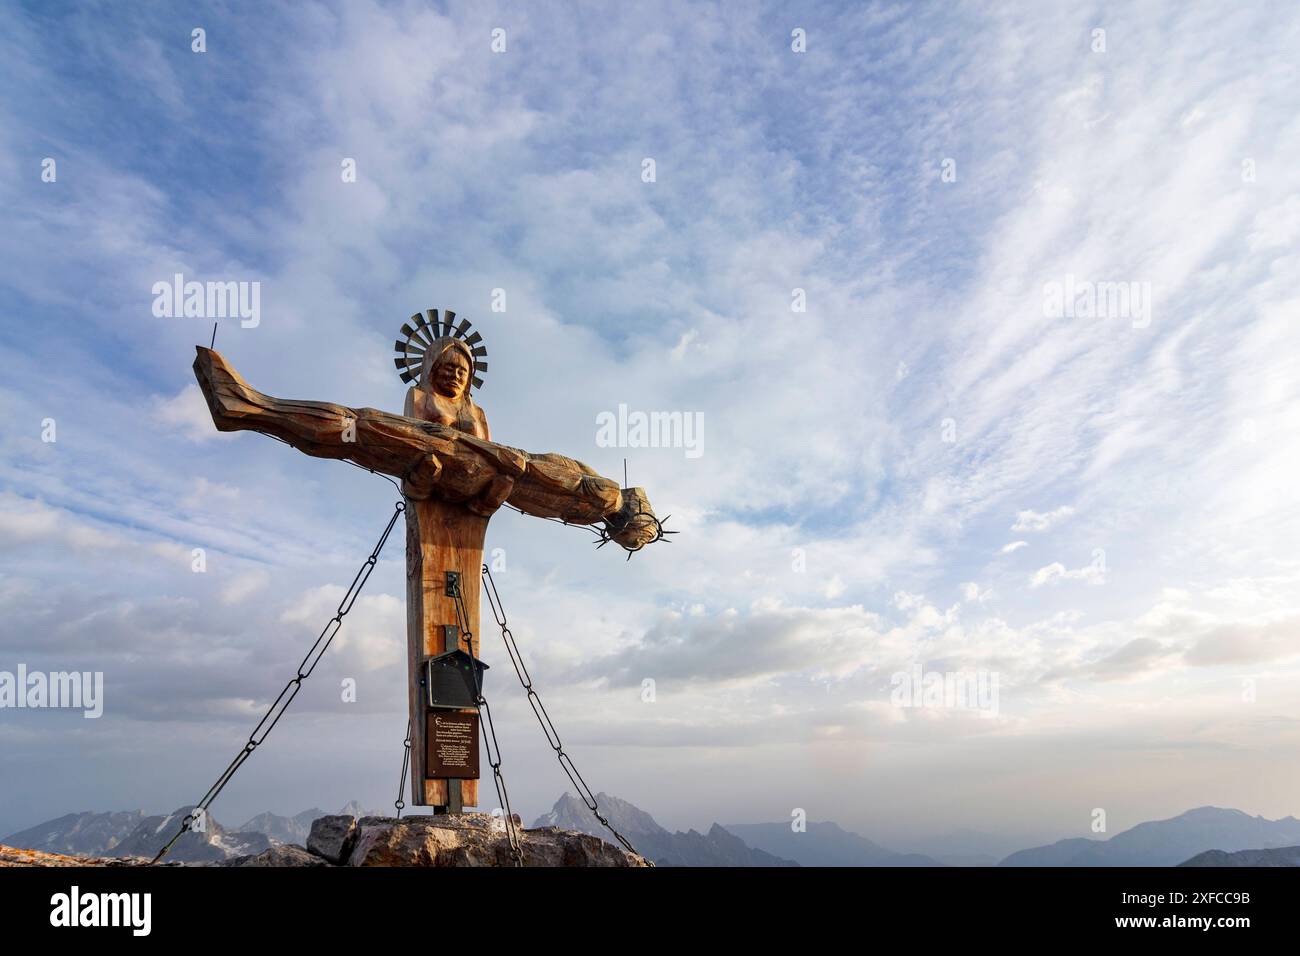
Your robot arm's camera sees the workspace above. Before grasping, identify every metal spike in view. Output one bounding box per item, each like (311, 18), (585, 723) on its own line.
(472, 376), (484, 389)
(434, 310), (454, 340)
(412, 328), (433, 349)
(474, 362), (488, 372)
(464, 331), (483, 346)
(399, 369), (416, 383)
(471, 345), (487, 357)
(415, 311), (435, 341)
(455, 318), (472, 339)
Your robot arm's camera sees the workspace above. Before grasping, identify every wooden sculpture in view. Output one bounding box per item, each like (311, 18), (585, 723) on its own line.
(192, 310), (661, 810)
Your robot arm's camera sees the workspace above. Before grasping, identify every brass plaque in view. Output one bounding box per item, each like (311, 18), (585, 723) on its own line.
(426, 711), (480, 779)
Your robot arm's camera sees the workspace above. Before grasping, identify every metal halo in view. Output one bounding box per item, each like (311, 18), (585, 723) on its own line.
(392, 308), (489, 390)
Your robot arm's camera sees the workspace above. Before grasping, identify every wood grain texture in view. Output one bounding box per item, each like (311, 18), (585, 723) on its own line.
(193, 346), (658, 546)
(404, 495), (483, 807)
(190, 344), (663, 810)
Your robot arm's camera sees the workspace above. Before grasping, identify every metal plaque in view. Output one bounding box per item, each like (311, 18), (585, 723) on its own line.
(425, 711), (480, 780)
(424, 649), (488, 710)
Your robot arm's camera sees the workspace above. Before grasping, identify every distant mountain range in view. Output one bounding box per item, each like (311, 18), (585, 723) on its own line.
(1000, 807), (1300, 866)
(1180, 845), (1300, 867)
(1, 810), (146, 857)
(237, 801), (372, 846)
(1, 802), (378, 864)
(902, 827), (1038, 867)
(532, 793), (797, 866)
(6, 799), (1297, 866)
(723, 821), (941, 866)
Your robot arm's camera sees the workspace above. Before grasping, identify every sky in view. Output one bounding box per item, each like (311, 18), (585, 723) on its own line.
(1, 0), (1299, 853)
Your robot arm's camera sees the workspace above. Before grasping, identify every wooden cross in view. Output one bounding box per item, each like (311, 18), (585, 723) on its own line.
(191, 315), (660, 811)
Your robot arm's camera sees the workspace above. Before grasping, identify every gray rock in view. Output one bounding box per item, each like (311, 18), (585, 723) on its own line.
(226, 844), (332, 867)
(307, 814), (358, 864)
(6, 814), (648, 867)
(345, 813), (647, 867)
(0, 844), (162, 867)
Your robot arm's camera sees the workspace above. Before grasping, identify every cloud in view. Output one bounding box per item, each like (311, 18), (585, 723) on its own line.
(0, 492), (190, 565)
(1029, 559), (1106, 588)
(1085, 637), (1180, 682)
(893, 591), (926, 612)
(279, 585), (404, 673)
(1184, 616), (1300, 667)
(1012, 507), (1076, 533)
(220, 570), (270, 606)
(1001, 540), (1029, 554)
(153, 384), (234, 443)
(590, 600), (888, 688)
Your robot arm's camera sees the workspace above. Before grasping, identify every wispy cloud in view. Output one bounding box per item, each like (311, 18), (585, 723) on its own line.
(1012, 507), (1076, 533)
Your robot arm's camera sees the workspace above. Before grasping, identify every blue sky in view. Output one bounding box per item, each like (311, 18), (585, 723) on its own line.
(2, 0), (1299, 849)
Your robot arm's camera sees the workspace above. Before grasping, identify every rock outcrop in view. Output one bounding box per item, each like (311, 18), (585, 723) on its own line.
(257, 813), (647, 867)
(2, 813), (646, 867)
(306, 814), (357, 864)
(0, 845), (161, 867)
(226, 843), (331, 867)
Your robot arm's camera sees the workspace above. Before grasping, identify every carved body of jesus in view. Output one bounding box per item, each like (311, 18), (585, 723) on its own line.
(403, 339), (513, 522)
(191, 331), (660, 810)
(408, 341), (489, 438)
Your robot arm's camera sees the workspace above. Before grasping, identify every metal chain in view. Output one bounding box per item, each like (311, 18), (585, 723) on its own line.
(151, 500), (406, 864)
(447, 578), (524, 866)
(254, 428), (405, 493)
(394, 718), (412, 818)
(481, 564), (649, 863)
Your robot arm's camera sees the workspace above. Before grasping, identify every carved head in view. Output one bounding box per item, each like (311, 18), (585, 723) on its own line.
(421, 338), (475, 401)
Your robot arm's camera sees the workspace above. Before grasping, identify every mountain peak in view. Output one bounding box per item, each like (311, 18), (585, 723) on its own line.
(533, 792), (669, 838)
(530, 794), (797, 866)
(1177, 806), (1249, 820)
(1002, 806), (1300, 866)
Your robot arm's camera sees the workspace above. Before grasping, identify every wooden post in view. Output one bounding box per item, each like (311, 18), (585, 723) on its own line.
(404, 495), (486, 809)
